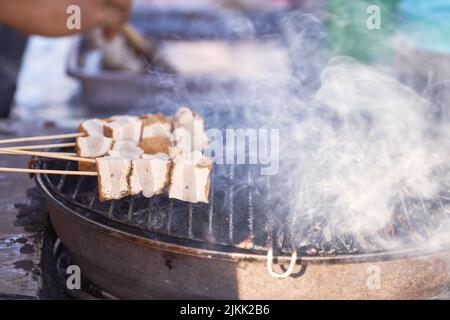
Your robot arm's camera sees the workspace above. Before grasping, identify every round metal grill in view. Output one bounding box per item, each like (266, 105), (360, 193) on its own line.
(35, 148), (450, 257)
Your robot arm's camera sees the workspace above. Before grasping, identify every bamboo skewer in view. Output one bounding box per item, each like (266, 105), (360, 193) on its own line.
(0, 148), (95, 164)
(120, 23), (174, 72)
(0, 133), (96, 176)
(50, 152), (77, 156)
(1, 142), (76, 150)
(0, 167), (97, 176)
(121, 24), (158, 61)
(0, 150), (77, 156)
(0, 132), (83, 145)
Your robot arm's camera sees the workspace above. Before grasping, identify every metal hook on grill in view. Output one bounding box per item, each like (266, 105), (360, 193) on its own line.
(266, 245), (297, 279)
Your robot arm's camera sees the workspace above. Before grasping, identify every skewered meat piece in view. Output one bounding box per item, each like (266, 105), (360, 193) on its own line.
(140, 113), (172, 140)
(104, 115), (142, 144)
(139, 113), (173, 154)
(96, 156), (131, 202)
(79, 118), (108, 136)
(168, 151), (213, 203)
(108, 115), (140, 122)
(172, 107), (209, 153)
(172, 127), (193, 154)
(139, 136), (171, 155)
(129, 153), (171, 197)
(76, 136), (112, 172)
(76, 136), (113, 158)
(168, 146), (183, 159)
(79, 162), (97, 173)
(108, 140), (143, 160)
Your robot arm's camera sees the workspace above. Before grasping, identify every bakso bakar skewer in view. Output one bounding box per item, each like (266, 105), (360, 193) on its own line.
(129, 153), (171, 197)
(76, 136), (113, 158)
(108, 140), (144, 159)
(76, 136), (113, 172)
(172, 107), (209, 152)
(141, 113), (172, 140)
(168, 151), (212, 204)
(0, 107), (212, 204)
(139, 136), (172, 155)
(139, 113), (173, 154)
(103, 115), (142, 144)
(79, 118), (109, 137)
(96, 156), (132, 201)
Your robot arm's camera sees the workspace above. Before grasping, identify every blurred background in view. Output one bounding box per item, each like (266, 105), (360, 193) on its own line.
(4, 0), (450, 122)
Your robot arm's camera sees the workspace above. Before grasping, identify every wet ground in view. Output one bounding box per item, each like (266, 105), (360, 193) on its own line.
(0, 35), (84, 296)
(0, 118), (75, 299)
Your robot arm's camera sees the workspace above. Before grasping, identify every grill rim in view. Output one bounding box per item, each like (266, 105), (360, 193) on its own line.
(35, 170), (450, 265)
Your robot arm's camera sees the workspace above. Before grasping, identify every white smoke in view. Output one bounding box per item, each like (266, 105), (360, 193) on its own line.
(206, 11), (450, 252)
(286, 57), (445, 239)
(148, 9), (450, 252)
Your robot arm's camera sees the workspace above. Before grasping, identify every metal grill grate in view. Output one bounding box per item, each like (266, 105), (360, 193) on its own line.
(41, 157), (288, 254)
(37, 150), (450, 257)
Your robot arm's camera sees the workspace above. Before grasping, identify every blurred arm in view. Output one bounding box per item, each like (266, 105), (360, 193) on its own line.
(0, 0), (132, 36)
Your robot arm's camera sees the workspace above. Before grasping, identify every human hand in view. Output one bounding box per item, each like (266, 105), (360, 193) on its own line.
(0, 0), (132, 36)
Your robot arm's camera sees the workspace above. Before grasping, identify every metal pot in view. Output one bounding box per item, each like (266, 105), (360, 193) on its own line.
(37, 173), (450, 299)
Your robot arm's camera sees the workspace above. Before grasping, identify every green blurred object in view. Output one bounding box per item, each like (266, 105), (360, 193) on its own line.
(397, 0), (450, 54)
(325, 0), (398, 63)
